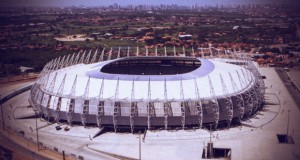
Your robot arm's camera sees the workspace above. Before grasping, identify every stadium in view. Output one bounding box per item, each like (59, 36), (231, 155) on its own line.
(29, 47), (265, 132)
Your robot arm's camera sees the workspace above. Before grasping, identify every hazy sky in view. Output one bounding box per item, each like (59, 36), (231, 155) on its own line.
(1, 0), (298, 7)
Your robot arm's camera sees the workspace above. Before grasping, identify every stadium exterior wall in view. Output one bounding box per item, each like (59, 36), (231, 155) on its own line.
(29, 47), (265, 131)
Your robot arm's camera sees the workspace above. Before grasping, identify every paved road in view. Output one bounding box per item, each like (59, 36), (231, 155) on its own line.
(0, 132), (50, 160)
(275, 68), (300, 109)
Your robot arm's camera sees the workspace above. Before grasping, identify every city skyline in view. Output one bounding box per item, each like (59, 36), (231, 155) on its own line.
(1, 0), (299, 7)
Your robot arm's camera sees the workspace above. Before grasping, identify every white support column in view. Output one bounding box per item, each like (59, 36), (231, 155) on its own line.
(147, 78), (151, 130)
(54, 57), (61, 71)
(163, 78), (169, 130)
(241, 69), (258, 113)
(194, 78), (203, 128)
(78, 51), (86, 64)
(245, 69), (259, 112)
(48, 59), (55, 71)
(47, 57), (54, 70)
(54, 73), (67, 123)
(136, 46), (139, 57)
(249, 61), (265, 97)
(229, 72), (245, 119)
(90, 48), (98, 64)
(130, 79), (136, 133)
(108, 47), (113, 60)
(98, 48), (105, 62)
(117, 47), (121, 59)
(208, 75), (219, 129)
(55, 56), (62, 70)
(73, 51), (81, 65)
(182, 46), (186, 57)
(66, 75), (77, 125)
(237, 71), (253, 117)
(220, 74), (233, 126)
(81, 76), (90, 127)
(146, 46), (149, 56)
(253, 80), (261, 112)
(36, 63), (50, 83)
(42, 71), (51, 89)
(241, 68), (251, 84)
(66, 53), (74, 67)
(180, 79), (185, 129)
(60, 55), (67, 69)
(45, 59), (53, 72)
(173, 46), (176, 56)
(45, 72), (58, 122)
(97, 78), (105, 127)
(84, 50), (92, 64)
(155, 46), (158, 56)
(113, 78), (120, 132)
(236, 70), (246, 88)
(46, 61), (52, 72)
(62, 54), (70, 68)
(49, 72), (58, 95)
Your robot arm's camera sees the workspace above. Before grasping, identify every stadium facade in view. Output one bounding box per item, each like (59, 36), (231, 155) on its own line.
(29, 47), (265, 132)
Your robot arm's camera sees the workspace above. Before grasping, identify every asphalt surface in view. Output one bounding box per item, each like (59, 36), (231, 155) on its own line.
(275, 68), (300, 109)
(0, 132), (50, 160)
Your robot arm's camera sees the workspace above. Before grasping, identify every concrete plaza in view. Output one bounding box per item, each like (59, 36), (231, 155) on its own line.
(0, 66), (300, 160)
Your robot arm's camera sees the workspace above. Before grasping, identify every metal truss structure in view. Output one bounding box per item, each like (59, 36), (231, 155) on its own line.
(29, 46), (265, 132)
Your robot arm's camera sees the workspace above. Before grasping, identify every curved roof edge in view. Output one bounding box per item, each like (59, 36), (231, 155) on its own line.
(86, 57), (215, 81)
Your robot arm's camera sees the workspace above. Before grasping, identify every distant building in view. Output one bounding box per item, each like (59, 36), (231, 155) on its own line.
(19, 66), (34, 73)
(178, 34), (192, 40)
